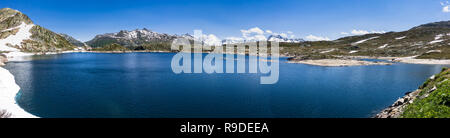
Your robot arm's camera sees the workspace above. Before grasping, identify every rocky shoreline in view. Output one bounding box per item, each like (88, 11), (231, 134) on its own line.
(375, 69), (448, 118)
(344, 56), (450, 65)
(286, 55), (393, 67)
(287, 59), (392, 67)
(375, 89), (422, 118)
(286, 55), (450, 67)
(392, 56), (450, 65)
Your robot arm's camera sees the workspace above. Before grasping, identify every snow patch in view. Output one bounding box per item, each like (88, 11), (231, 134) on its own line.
(395, 36), (406, 40)
(429, 40), (444, 44)
(426, 50), (441, 53)
(128, 31), (137, 39)
(378, 44), (388, 49)
(0, 67), (37, 118)
(435, 34), (444, 40)
(0, 22), (35, 51)
(428, 34), (446, 44)
(352, 36), (379, 45)
(320, 49), (335, 54)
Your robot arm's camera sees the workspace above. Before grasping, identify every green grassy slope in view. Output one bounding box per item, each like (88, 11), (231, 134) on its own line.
(402, 68), (450, 118)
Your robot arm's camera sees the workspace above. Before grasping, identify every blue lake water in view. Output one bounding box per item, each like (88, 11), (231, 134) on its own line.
(5, 53), (449, 118)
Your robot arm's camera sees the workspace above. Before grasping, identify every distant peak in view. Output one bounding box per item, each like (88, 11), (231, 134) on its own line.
(142, 28), (151, 31)
(267, 34), (304, 43)
(130, 28), (152, 32)
(182, 33), (193, 37)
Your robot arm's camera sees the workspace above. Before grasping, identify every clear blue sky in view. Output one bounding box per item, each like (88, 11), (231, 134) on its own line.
(2, 0), (449, 41)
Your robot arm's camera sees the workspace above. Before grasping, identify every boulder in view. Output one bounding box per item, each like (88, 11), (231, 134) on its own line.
(0, 54), (7, 66)
(430, 75), (436, 80)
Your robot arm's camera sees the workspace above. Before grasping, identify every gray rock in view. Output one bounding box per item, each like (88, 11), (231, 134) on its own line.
(0, 54), (7, 66)
(430, 75), (436, 80)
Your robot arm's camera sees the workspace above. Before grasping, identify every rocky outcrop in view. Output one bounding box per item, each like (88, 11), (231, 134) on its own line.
(375, 90), (421, 118)
(0, 109), (12, 118)
(0, 54), (7, 66)
(0, 8), (33, 30)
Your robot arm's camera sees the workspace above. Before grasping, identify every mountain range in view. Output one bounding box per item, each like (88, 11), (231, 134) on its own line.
(0, 8), (449, 59)
(289, 20), (450, 59)
(86, 28), (179, 48)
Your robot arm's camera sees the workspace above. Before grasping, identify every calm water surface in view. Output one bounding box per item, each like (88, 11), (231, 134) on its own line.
(5, 53), (449, 118)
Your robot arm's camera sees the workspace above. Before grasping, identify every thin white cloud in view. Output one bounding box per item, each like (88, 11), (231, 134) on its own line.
(370, 30), (386, 34)
(351, 30), (370, 35)
(444, 5), (450, 12)
(240, 27), (266, 41)
(225, 37), (244, 41)
(223, 27), (300, 43)
(204, 34), (222, 46)
(442, 1), (450, 13)
(305, 35), (330, 41)
(269, 30), (297, 39)
(241, 27), (264, 36)
(343, 29), (385, 35)
(194, 31), (222, 46)
(340, 32), (349, 35)
(289, 35), (296, 39)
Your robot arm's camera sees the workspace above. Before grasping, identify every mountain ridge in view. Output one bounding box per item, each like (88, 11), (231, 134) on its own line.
(411, 20), (450, 30)
(0, 8), (75, 53)
(59, 33), (88, 47)
(86, 28), (179, 48)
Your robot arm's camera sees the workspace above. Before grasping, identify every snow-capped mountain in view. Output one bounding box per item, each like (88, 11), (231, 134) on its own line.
(267, 35), (304, 43)
(87, 28), (231, 48)
(175, 33), (195, 40)
(222, 37), (245, 45)
(86, 28), (189, 47)
(0, 8), (75, 54)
